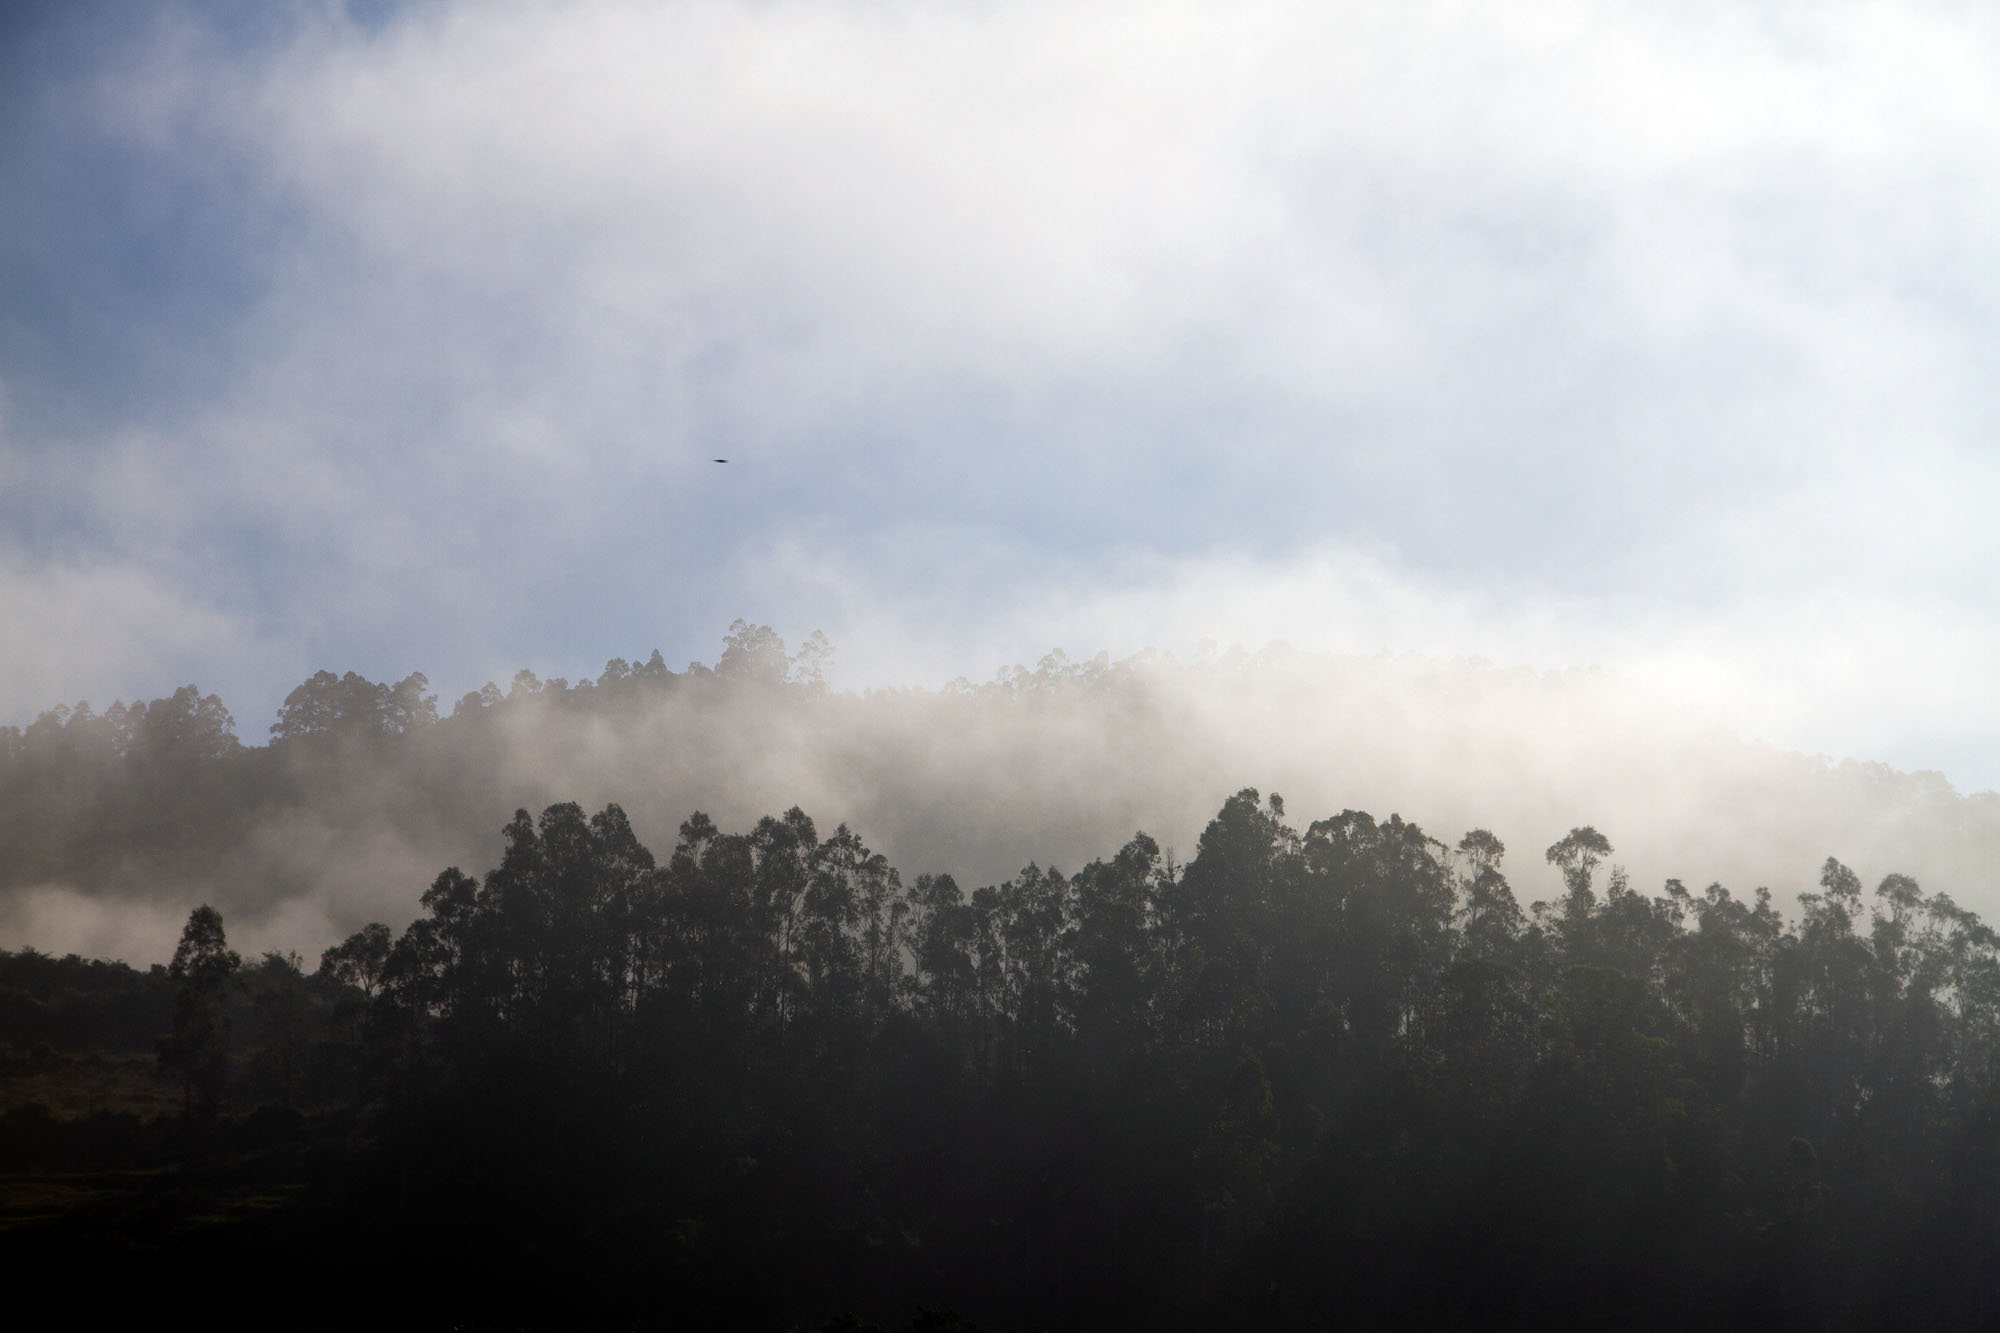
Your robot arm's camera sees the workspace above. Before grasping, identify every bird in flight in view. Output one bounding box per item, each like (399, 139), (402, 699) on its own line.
(714, 458), (728, 463)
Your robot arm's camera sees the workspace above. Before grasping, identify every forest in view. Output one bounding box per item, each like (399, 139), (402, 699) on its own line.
(6, 620), (1998, 969)
(9, 627), (2000, 1327)
(10, 776), (2000, 1327)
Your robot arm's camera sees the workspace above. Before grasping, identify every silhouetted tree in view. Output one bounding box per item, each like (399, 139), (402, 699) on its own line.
(158, 903), (240, 1120)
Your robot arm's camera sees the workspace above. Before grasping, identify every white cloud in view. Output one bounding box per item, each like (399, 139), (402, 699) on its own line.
(8, 0), (2000, 788)
(0, 549), (280, 725)
(749, 530), (2000, 792)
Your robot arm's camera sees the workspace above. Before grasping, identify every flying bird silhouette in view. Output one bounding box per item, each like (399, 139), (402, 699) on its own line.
(714, 458), (728, 463)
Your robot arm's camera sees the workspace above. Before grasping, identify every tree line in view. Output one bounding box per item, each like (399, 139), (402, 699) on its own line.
(9, 620), (1998, 959)
(35, 785), (2000, 1329)
(0, 620), (826, 901)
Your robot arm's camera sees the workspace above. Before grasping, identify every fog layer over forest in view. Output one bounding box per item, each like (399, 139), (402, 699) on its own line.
(2, 624), (1992, 967)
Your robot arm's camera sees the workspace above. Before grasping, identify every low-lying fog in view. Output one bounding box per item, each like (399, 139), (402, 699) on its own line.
(6, 639), (1994, 967)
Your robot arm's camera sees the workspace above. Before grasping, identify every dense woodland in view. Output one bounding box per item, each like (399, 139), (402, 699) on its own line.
(11, 773), (2000, 1328)
(0, 621), (1135, 941)
(9, 621), (1999, 971)
(10, 627), (2000, 1326)
(0, 630), (720, 902)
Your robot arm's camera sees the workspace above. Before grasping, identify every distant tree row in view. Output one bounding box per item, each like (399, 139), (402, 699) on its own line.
(1, 684), (240, 767)
(0, 621), (838, 895)
(0, 619), (839, 763)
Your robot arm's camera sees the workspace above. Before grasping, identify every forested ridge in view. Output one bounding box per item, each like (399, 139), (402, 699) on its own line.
(0, 623), (793, 922)
(2, 621), (1186, 956)
(11, 777), (2000, 1328)
(10, 624), (2000, 1326)
(11, 623), (2000, 976)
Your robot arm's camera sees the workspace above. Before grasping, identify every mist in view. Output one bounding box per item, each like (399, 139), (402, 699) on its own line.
(6, 628), (1996, 967)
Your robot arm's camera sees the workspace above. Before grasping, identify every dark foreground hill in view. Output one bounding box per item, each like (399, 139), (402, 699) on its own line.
(8, 786), (2000, 1329)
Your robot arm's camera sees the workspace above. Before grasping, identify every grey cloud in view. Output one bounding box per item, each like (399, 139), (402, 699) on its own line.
(5, 0), (2000, 794)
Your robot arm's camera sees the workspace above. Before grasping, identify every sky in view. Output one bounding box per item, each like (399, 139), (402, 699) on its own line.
(5, 0), (2000, 789)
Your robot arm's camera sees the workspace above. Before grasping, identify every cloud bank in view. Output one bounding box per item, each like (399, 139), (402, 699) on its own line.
(4, 2), (1999, 821)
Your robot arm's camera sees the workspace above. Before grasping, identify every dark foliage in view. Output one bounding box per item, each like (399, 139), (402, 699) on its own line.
(0, 949), (170, 1052)
(16, 781), (2000, 1329)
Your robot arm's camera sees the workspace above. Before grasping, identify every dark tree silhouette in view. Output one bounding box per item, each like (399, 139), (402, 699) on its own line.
(157, 903), (241, 1120)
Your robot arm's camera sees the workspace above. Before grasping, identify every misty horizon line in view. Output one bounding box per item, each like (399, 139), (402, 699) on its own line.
(5, 618), (1959, 791)
(15, 612), (2000, 971)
